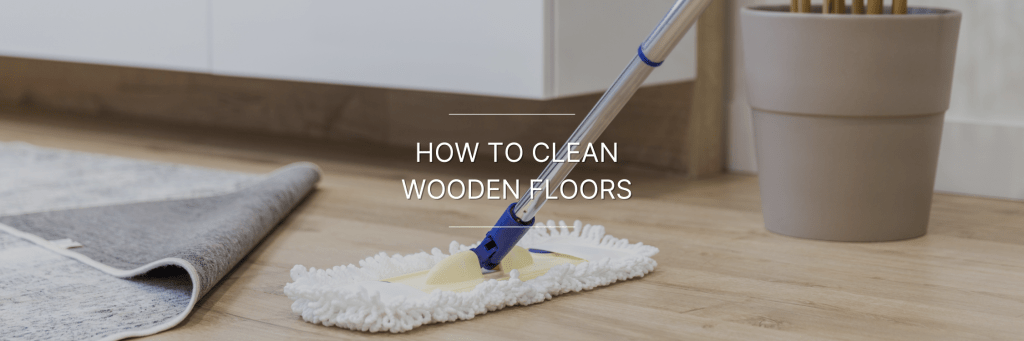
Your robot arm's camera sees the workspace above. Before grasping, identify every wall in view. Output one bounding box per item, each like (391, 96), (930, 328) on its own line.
(726, 0), (1024, 200)
(923, 0), (1024, 200)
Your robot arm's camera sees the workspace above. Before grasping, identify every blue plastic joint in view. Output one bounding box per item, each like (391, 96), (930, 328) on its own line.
(637, 45), (663, 67)
(471, 202), (536, 270)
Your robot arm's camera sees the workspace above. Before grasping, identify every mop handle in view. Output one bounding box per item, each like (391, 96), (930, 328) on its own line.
(512, 0), (716, 222)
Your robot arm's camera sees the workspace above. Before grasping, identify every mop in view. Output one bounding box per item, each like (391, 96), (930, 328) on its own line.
(285, 0), (716, 332)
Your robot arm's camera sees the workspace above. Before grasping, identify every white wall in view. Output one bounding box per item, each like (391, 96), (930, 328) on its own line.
(0, 0), (697, 100)
(935, 119), (1024, 199)
(726, 0), (1024, 200)
(922, 0), (1024, 124)
(926, 0), (1024, 200)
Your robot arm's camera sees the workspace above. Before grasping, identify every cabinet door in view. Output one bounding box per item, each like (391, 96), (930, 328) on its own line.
(210, 0), (548, 99)
(0, 0), (209, 72)
(553, 0), (696, 98)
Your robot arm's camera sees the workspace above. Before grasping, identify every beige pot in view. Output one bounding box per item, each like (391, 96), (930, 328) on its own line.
(741, 5), (961, 241)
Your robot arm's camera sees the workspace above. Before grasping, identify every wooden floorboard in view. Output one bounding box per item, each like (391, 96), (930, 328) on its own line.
(2, 110), (1023, 340)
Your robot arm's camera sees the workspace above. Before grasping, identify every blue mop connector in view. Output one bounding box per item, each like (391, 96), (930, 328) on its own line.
(471, 202), (535, 270)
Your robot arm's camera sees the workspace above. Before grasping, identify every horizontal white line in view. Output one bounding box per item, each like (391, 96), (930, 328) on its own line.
(448, 113), (575, 116)
(449, 226), (576, 228)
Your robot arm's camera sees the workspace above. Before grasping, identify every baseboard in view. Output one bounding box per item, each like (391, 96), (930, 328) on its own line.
(0, 56), (696, 173)
(935, 118), (1024, 200)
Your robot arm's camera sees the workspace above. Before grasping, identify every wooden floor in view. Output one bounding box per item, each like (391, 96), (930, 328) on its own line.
(3, 109), (1024, 340)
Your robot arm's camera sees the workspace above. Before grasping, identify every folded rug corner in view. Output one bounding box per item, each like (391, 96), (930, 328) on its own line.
(0, 142), (320, 341)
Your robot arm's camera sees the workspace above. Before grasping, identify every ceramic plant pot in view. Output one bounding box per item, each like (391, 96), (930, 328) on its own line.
(741, 5), (961, 242)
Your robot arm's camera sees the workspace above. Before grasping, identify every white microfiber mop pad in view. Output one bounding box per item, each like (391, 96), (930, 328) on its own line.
(284, 220), (659, 333)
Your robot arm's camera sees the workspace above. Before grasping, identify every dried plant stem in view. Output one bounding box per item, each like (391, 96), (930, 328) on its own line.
(791, 0), (798, 12)
(834, 0), (845, 13)
(822, 0), (830, 14)
(893, 0), (907, 14)
(853, 0), (865, 14)
(799, 0), (811, 12)
(867, 0), (883, 14)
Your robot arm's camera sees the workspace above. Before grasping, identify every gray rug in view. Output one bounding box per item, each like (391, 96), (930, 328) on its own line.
(0, 142), (320, 340)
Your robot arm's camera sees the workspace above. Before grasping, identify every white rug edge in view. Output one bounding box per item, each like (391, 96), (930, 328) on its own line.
(0, 222), (200, 341)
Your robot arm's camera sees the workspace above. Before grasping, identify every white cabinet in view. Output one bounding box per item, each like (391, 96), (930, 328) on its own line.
(210, 0), (548, 98)
(552, 0), (696, 98)
(0, 0), (696, 100)
(0, 0), (210, 72)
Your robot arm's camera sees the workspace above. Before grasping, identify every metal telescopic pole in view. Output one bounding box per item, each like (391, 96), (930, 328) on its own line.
(513, 0), (716, 222)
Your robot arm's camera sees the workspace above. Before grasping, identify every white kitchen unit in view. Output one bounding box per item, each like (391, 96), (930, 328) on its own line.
(0, 0), (696, 100)
(0, 0), (210, 72)
(550, 0), (696, 98)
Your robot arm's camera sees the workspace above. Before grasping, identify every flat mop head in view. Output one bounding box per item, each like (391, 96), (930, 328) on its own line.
(284, 220), (659, 333)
